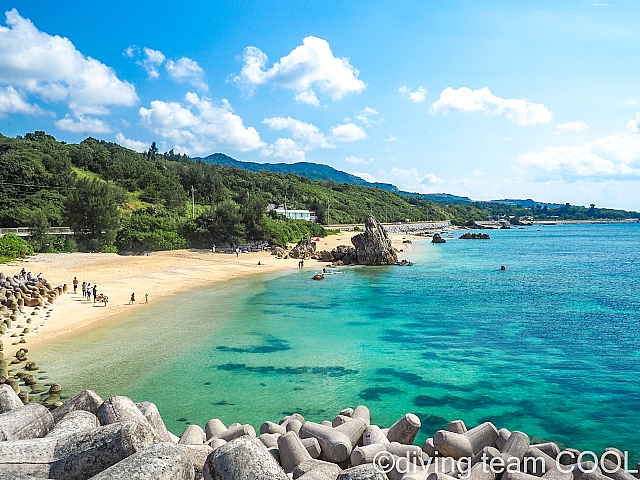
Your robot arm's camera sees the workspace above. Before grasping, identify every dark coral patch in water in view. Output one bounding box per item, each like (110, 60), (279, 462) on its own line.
(359, 386), (403, 401)
(416, 413), (449, 434)
(217, 363), (358, 377)
(216, 337), (291, 354)
(413, 394), (494, 410)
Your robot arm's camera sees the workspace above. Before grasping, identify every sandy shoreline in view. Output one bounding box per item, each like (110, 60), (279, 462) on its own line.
(2, 233), (420, 358)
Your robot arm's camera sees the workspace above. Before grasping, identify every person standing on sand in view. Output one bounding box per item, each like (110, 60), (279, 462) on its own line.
(20, 268), (26, 280)
(86, 283), (90, 299)
(92, 284), (98, 302)
(145, 293), (148, 303)
(73, 277), (78, 294)
(81, 282), (86, 298)
(129, 293), (135, 305)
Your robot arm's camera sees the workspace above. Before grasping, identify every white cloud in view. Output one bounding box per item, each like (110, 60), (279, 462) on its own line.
(235, 36), (366, 102)
(262, 117), (333, 149)
(354, 167), (443, 192)
(139, 92), (264, 155)
(294, 90), (320, 106)
(554, 121), (588, 135)
(349, 171), (378, 183)
(520, 114), (640, 179)
(473, 168), (485, 176)
(123, 45), (138, 58)
(0, 86), (45, 116)
(261, 116), (335, 161)
(330, 123), (366, 142)
(0, 9), (137, 116)
(356, 106), (383, 125)
(115, 133), (148, 152)
(429, 87), (552, 126)
(399, 85), (427, 103)
(166, 57), (208, 92)
(55, 114), (111, 134)
(139, 47), (165, 79)
(384, 134), (398, 142)
(345, 156), (374, 165)
(261, 138), (307, 162)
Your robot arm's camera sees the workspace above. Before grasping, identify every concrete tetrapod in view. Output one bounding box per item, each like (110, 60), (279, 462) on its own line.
(180, 425), (206, 445)
(278, 431), (319, 474)
(0, 421), (155, 479)
(203, 437), (288, 480)
(218, 424), (256, 442)
(0, 384), (23, 414)
(135, 401), (172, 443)
(363, 425), (390, 446)
(503, 432), (531, 460)
(45, 410), (100, 437)
(434, 422), (499, 460)
(177, 444), (214, 479)
(336, 464), (389, 480)
(96, 396), (159, 440)
(205, 419), (228, 441)
(0, 403), (53, 440)
(387, 413), (421, 445)
(299, 421), (355, 463)
(88, 442), (195, 480)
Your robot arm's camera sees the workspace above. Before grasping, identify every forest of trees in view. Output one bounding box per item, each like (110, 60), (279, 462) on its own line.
(1, 131), (638, 258)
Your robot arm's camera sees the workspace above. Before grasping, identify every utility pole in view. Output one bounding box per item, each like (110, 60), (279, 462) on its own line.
(284, 196), (288, 218)
(327, 198), (330, 225)
(352, 202), (355, 225)
(191, 186), (195, 219)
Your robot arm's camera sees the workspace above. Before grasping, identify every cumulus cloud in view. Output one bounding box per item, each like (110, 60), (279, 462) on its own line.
(384, 134), (398, 142)
(261, 116), (335, 161)
(330, 123), (366, 142)
(352, 167), (443, 193)
(0, 9), (137, 116)
(345, 156), (374, 165)
(115, 133), (148, 152)
(166, 57), (208, 92)
(355, 106), (383, 125)
(235, 36), (366, 103)
(554, 121), (588, 135)
(520, 114), (640, 179)
(55, 114), (111, 134)
(139, 92), (264, 155)
(0, 86), (45, 116)
(429, 87), (552, 126)
(399, 85), (427, 103)
(139, 47), (165, 79)
(349, 171), (378, 183)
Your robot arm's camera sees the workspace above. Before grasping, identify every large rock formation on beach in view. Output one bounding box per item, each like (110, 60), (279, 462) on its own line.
(350, 215), (397, 265)
(286, 237), (317, 259)
(431, 233), (446, 244)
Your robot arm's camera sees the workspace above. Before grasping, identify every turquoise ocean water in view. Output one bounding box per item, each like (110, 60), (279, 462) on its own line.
(34, 224), (640, 461)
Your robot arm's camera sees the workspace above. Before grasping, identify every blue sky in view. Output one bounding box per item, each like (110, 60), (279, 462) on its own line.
(1, 1), (640, 209)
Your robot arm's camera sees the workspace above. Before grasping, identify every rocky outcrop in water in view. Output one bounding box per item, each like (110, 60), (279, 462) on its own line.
(431, 234), (446, 244)
(459, 233), (490, 240)
(350, 215), (397, 266)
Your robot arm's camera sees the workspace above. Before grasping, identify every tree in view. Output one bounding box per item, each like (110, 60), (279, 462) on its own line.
(65, 177), (121, 251)
(193, 200), (245, 245)
(241, 197), (267, 240)
(27, 209), (50, 252)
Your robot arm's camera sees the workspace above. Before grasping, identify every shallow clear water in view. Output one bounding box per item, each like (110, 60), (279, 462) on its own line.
(34, 224), (640, 461)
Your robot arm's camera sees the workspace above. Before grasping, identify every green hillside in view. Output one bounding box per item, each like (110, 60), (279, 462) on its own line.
(1, 131), (637, 259)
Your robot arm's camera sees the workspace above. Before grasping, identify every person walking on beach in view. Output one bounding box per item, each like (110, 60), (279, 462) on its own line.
(145, 293), (148, 303)
(20, 268), (26, 280)
(236, 247), (240, 257)
(81, 282), (86, 298)
(86, 283), (91, 299)
(129, 293), (135, 305)
(72, 277), (78, 294)
(92, 285), (98, 302)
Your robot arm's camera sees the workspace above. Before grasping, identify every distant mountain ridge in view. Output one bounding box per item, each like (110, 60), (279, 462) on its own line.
(197, 153), (473, 205)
